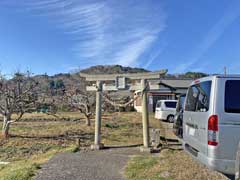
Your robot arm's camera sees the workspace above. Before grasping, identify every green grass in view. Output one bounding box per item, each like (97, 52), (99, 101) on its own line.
(0, 164), (38, 180)
(0, 146), (77, 180)
(125, 155), (173, 180)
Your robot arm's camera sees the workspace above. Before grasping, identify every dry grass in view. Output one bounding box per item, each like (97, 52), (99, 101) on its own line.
(0, 112), (151, 161)
(125, 120), (228, 180)
(0, 112), (92, 180)
(0, 122), (91, 161)
(125, 149), (227, 180)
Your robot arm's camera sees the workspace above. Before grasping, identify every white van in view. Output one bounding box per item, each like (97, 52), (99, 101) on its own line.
(183, 75), (240, 176)
(155, 100), (177, 122)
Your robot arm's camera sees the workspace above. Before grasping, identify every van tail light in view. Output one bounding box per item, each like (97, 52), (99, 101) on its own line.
(208, 115), (218, 146)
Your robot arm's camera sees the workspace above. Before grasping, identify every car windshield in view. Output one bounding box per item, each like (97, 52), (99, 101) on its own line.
(225, 80), (240, 113)
(164, 101), (177, 108)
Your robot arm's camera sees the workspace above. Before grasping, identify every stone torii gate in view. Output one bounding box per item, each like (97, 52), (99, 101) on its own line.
(80, 70), (167, 152)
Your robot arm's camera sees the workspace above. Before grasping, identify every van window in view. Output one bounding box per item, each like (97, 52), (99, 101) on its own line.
(165, 101), (177, 108)
(225, 80), (240, 113)
(185, 81), (212, 112)
(180, 96), (186, 108)
(176, 95), (186, 111)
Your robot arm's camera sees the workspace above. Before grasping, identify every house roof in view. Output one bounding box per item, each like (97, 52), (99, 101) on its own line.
(149, 78), (193, 88)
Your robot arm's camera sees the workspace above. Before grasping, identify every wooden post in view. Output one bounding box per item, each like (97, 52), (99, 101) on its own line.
(141, 79), (150, 149)
(91, 81), (104, 150)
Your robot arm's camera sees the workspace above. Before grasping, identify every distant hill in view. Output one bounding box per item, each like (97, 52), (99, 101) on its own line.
(80, 65), (149, 74)
(33, 73), (85, 92)
(166, 72), (208, 79)
(32, 65), (150, 93)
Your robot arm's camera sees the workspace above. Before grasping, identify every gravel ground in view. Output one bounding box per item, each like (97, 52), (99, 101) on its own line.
(34, 147), (142, 180)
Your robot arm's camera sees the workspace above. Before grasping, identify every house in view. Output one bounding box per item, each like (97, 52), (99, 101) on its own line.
(134, 78), (193, 112)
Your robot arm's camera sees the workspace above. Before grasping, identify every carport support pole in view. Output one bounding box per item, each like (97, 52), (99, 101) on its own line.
(91, 80), (103, 150)
(141, 79), (150, 149)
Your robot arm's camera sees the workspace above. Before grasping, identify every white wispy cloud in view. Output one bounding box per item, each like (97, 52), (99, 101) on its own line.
(3, 0), (166, 68)
(143, 42), (168, 69)
(174, 0), (240, 73)
(115, 34), (157, 67)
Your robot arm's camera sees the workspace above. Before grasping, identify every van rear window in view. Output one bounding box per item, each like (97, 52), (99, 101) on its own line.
(165, 102), (177, 108)
(185, 81), (211, 112)
(225, 80), (240, 113)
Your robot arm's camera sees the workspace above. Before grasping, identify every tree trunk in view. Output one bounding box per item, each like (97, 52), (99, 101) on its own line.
(85, 115), (91, 126)
(2, 115), (10, 139)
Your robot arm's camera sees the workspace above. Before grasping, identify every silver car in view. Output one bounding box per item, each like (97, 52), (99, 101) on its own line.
(183, 75), (240, 176)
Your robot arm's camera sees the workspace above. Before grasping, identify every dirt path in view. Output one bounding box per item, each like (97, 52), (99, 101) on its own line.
(34, 147), (142, 180)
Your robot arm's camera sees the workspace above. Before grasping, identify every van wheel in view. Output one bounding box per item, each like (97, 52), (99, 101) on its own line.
(167, 115), (174, 123)
(235, 142), (240, 180)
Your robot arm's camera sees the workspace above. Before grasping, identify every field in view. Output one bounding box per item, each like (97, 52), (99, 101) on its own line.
(0, 112), (152, 180)
(0, 112), (227, 180)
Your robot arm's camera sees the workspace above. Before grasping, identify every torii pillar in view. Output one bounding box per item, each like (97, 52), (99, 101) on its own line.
(91, 81), (104, 150)
(140, 79), (152, 152)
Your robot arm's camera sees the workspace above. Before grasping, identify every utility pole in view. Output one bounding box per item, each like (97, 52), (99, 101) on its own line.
(224, 66), (227, 76)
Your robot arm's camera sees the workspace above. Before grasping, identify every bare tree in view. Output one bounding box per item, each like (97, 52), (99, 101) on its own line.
(0, 72), (38, 138)
(66, 89), (94, 126)
(36, 76), (68, 119)
(36, 94), (62, 119)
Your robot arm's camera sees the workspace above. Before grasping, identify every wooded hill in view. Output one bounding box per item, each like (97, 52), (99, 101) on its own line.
(32, 65), (150, 92)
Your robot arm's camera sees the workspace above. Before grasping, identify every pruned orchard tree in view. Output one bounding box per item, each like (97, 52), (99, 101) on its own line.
(36, 84), (66, 119)
(0, 72), (38, 138)
(66, 88), (95, 126)
(36, 93), (62, 119)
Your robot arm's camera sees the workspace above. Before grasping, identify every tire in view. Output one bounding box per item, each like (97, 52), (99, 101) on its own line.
(167, 115), (174, 123)
(235, 142), (240, 180)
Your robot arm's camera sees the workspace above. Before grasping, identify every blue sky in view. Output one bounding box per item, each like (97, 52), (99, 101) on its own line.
(0, 0), (240, 75)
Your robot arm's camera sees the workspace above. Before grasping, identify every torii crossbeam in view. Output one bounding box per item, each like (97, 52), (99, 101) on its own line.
(80, 69), (167, 152)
